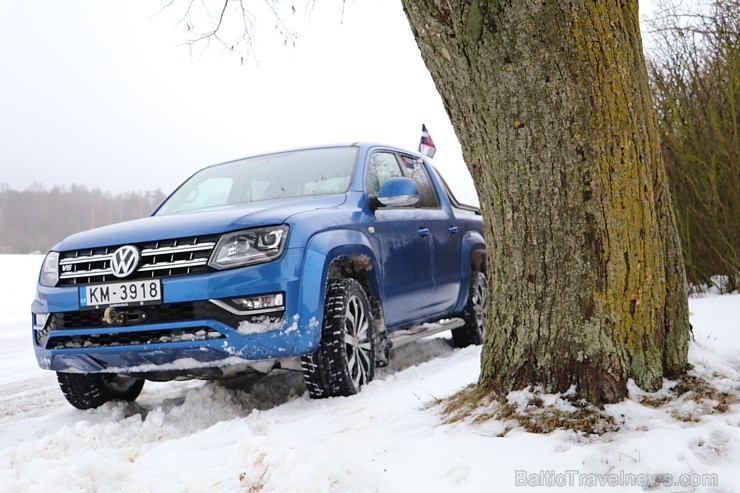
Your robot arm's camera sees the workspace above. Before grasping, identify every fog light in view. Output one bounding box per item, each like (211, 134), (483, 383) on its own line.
(232, 293), (284, 311)
(209, 293), (285, 315)
(33, 313), (49, 330)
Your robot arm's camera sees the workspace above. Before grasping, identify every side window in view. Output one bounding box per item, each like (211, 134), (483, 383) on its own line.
(367, 152), (403, 195)
(399, 155), (440, 208)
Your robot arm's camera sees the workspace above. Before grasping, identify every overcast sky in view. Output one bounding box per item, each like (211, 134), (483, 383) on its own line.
(0, 1), (659, 204)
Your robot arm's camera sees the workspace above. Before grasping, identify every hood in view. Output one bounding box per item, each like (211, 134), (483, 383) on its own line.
(55, 195), (346, 251)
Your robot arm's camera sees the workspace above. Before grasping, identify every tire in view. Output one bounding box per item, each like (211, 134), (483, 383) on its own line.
(301, 278), (375, 398)
(452, 271), (487, 347)
(56, 372), (145, 410)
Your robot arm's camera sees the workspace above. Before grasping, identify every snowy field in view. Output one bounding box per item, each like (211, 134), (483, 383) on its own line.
(1, 255), (738, 492)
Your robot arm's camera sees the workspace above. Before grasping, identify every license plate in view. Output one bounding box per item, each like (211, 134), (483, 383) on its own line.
(79, 280), (162, 309)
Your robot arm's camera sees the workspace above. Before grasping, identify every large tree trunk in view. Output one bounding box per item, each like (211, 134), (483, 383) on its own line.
(402, 1), (690, 403)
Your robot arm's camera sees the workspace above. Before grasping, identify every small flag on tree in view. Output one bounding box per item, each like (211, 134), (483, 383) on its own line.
(418, 124), (437, 158)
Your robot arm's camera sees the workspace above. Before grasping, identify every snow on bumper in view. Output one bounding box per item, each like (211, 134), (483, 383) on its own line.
(34, 315), (320, 373)
(32, 248), (323, 373)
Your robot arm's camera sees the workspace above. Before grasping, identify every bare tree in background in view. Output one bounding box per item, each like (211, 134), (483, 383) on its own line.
(647, 0), (739, 292)
(159, 0), (308, 60)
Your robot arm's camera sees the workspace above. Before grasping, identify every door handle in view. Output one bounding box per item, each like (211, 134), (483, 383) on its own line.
(448, 226), (459, 235)
(418, 228), (430, 237)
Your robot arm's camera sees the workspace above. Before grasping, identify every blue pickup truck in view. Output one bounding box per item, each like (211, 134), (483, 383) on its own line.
(32, 143), (486, 409)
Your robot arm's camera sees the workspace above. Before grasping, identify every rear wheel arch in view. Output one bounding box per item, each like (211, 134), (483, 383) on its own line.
(452, 271), (488, 347)
(453, 234), (487, 313)
(471, 248), (487, 274)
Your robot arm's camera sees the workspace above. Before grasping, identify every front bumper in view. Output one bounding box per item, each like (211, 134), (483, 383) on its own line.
(31, 248), (322, 374)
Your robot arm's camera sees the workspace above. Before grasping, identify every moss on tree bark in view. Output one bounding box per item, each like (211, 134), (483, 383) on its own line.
(402, 0), (690, 404)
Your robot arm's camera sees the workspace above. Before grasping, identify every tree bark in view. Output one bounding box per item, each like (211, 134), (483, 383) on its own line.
(402, 0), (690, 403)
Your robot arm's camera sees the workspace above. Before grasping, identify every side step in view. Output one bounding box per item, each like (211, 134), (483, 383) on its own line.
(388, 318), (465, 348)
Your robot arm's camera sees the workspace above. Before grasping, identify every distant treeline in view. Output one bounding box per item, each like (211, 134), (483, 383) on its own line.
(0, 184), (166, 254)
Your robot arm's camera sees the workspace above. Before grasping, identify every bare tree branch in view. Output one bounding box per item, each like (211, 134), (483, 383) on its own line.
(157, 0), (312, 61)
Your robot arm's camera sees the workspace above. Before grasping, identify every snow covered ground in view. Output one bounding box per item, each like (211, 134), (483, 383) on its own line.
(1, 255), (738, 492)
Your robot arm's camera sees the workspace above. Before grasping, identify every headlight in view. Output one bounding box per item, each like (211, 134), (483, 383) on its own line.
(209, 225), (289, 270)
(39, 252), (60, 287)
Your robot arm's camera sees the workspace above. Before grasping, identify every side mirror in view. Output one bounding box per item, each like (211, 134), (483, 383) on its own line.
(371, 177), (420, 209)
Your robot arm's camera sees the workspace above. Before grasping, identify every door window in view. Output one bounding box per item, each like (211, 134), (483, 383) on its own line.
(367, 152), (404, 195)
(399, 155), (440, 208)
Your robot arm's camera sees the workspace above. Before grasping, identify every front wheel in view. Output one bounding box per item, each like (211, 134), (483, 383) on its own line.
(56, 372), (145, 410)
(301, 278), (375, 398)
(452, 271), (487, 347)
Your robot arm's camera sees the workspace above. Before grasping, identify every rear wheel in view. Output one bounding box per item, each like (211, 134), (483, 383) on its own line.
(301, 278), (375, 398)
(452, 271), (487, 347)
(56, 372), (145, 410)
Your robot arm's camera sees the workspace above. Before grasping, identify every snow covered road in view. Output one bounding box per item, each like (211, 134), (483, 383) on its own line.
(1, 255), (738, 492)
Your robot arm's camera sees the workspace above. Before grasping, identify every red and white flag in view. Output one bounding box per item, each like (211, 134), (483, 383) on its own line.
(418, 124), (436, 158)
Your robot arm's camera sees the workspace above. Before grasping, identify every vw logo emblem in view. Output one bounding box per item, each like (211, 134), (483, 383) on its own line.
(110, 245), (140, 278)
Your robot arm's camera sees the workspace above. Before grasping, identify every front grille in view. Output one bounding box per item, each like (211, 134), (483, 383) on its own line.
(34, 326), (51, 346)
(57, 234), (219, 286)
(46, 327), (224, 350)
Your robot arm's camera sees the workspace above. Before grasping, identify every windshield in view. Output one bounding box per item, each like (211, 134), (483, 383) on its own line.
(155, 146), (359, 216)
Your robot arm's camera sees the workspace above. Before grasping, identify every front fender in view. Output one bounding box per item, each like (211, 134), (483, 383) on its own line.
(297, 229), (381, 343)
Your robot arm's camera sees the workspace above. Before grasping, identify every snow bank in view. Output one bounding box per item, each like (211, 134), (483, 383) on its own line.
(1, 255), (738, 492)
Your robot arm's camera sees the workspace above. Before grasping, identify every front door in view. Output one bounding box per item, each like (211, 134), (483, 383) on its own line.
(367, 151), (436, 326)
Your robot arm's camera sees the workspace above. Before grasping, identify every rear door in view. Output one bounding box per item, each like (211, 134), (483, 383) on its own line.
(397, 154), (461, 315)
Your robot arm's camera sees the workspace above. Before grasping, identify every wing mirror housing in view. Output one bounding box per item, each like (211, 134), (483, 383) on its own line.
(370, 177), (420, 209)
